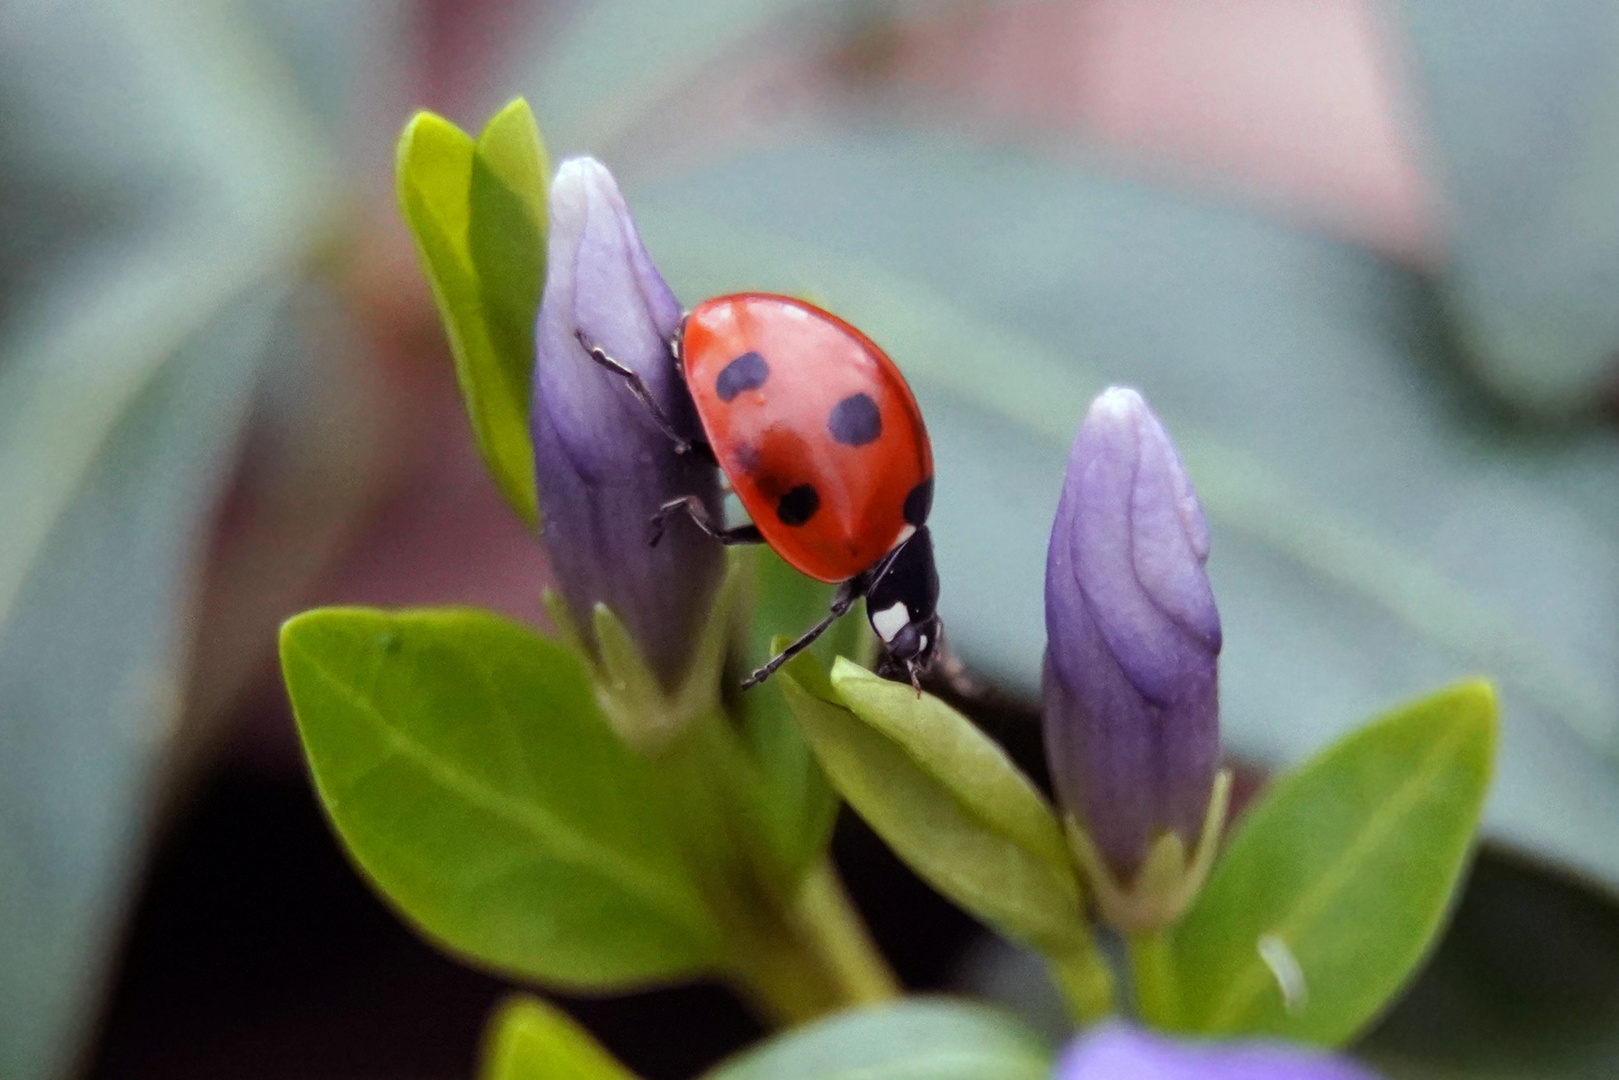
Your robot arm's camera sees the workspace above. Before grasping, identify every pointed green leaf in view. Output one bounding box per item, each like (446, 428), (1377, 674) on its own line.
(480, 995), (638, 1080)
(474, 99), (549, 247)
(579, 561), (735, 755)
(778, 653), (1087, 958)
(832, 659), (1074, 876)
(396, 108), (539, 525)
(590, 602), (672, 751)
(1164, 681), (1499, 1045)
(703, 999), (1051, 1080)
(279, 606), (723, 988)
(470, 99), (548, 462)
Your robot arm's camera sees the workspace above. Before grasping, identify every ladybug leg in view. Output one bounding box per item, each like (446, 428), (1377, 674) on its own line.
(649, 495), (764, 548)
(574, 330), (716, 463)
(740, 575), (870, 690)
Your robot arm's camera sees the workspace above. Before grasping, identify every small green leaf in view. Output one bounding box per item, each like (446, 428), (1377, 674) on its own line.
(832, 660), (1074, 881)
(470, 99), (548, 456)
(1164, 680), (1499, 1045)
(280, 606), (723, 988)
(737, 548), (864, 886)
(779, 654), (1088, 958)
(396, 107), (540, 526)
(591, 602), (673, 751)
(703, 998), (1051, 1080)
(480, 995), (638, 1080)
(572, 560), (735, 755)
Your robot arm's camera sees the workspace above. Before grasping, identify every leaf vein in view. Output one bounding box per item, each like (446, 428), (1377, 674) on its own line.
(293, 640), (710, 941)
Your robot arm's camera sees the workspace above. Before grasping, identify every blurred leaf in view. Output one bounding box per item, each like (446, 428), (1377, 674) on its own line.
(628, 132), (1619, 890)
(0, 3), (337, 1076)
(703, 998), (1052, 1080)
(480, 995), (638, 1080)
(736, 547), (863, 886)
(1357, 849), (1619, 1079)
(279, 606), (724, 987)
(525, 0), (841, 155)
(1164, 681), (1497, 1045)
(779, 652), (1088, 958)
(0, 291), (284, 1080)
(396, 106), (541, 526)
(1395, 0), (1619, 410)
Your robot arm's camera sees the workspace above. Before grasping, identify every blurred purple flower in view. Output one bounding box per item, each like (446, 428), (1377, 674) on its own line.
(1043, 387), (1222, 920)
(1054, 1024), (1384, 1080)
(532, 157), (723, 686)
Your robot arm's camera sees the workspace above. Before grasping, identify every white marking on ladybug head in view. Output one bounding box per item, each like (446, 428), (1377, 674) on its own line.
(893, 523), (917, 548)
(872, 602), (909, 643)
(917, 635), (928, 653)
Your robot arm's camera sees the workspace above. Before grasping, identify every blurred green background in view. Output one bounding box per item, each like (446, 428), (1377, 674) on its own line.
(7, 0), (1619, 1077)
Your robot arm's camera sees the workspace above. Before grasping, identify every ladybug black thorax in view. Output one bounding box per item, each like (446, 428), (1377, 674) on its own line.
(867, 526), (942, 680)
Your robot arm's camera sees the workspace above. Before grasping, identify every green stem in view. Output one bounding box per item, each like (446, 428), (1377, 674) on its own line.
(661, 711), (897, 1026)
(1129, 930), (1178, 1028)
(733, 857), (900, 1026)
(792, 857), (901, 1005)
(1049, 937), (1118, 1025)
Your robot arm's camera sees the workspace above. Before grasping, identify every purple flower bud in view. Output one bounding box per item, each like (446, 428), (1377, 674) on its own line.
(532, 157), (723, 686)
(1054, 1024), (1384, 1080)
(1043, 387), (1221, 896)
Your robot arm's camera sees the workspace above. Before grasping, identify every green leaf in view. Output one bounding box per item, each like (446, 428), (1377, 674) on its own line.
(778, 654), (1087, 958)
(1163, 680), (1499, 1045)
(703, 998), (1052, 1080)
(737, 548), (864, 886)
(396, 107), (540, 526)
(279, 606), (723, 988)
(480, 995), (638, 1080)
(830, 659), (1076, 896)
(470, 99), (548, 453)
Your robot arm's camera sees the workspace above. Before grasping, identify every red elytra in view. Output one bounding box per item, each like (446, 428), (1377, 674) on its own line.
(680, 293), (934, 584)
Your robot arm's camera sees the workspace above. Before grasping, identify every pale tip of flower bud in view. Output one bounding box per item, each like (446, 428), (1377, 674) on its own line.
(1090, 385), (1142, 422)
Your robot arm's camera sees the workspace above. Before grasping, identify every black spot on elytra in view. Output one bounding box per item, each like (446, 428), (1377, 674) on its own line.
(903, 476), (934, 526)
(776, 484), (820, 526)
(715, 351), (769, 401)
(828, 392), (882, 446)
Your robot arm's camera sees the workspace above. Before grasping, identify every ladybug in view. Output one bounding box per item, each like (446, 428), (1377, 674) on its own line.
(576, 293), (940, 689)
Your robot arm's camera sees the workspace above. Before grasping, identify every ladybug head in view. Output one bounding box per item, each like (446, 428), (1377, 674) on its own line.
(867, 526), (941, 690)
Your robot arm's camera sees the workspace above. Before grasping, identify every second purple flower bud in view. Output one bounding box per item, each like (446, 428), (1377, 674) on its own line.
(1043, 386), (1230, 933)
